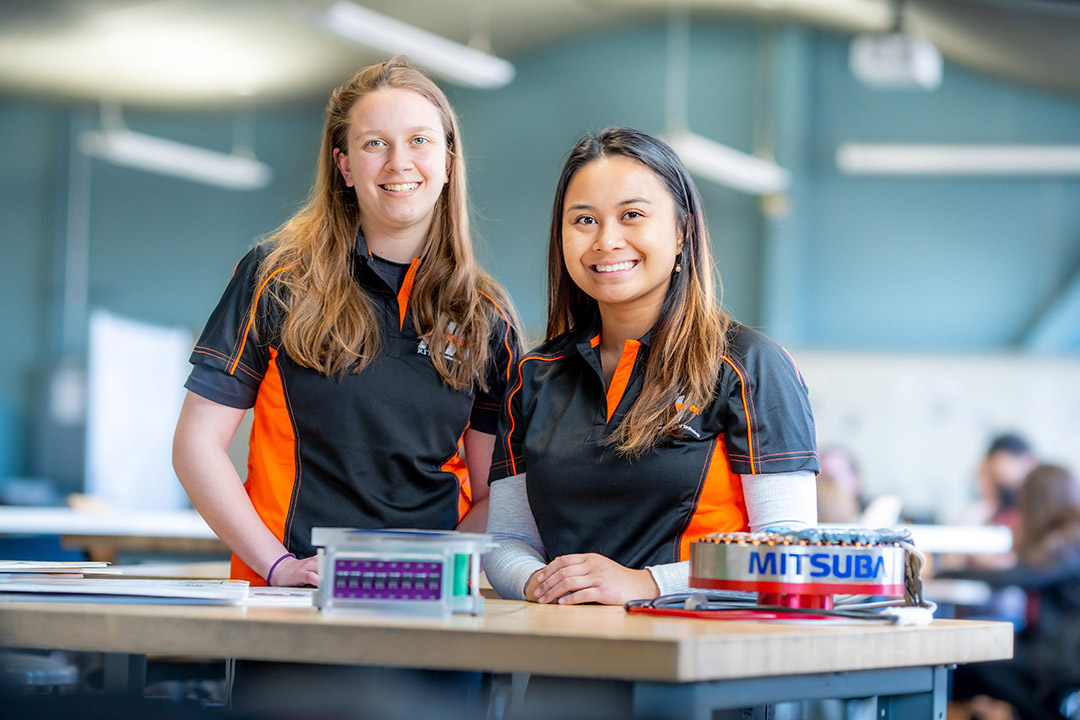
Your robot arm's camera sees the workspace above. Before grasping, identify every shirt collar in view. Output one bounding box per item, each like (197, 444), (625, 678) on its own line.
(572, 311), (655, 357)
(353, 227), (422, 266)
(354, 227), (372, 262)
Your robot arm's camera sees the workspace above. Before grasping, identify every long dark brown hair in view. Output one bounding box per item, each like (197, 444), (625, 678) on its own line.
(547, 128), (729, 456)
(255, 55), (516, 389)
(1016, 464), (1080, 568)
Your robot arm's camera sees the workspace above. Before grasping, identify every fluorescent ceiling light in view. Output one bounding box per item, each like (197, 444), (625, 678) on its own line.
(81, 129), (273, 190)
(837, 143), (1080, 176)
(665, 131), (792, 196)
(849, 33), (943, 91)
(316, 1), (515, 89)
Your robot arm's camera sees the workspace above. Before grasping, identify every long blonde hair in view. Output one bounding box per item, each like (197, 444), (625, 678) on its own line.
(547, 128), (729, 456)
(254, 55), (514, 389)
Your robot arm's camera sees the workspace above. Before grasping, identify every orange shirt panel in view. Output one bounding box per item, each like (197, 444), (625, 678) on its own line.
(678, 435), (749, 561)
(232, 348), (297, 586)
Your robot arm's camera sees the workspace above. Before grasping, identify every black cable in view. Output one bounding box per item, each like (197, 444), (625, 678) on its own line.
(626, 594), (901, 622)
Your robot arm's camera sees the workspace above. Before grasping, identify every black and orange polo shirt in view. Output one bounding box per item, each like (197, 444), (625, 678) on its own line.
(185, 234), (517, 585)
(488, 320), (818, 570)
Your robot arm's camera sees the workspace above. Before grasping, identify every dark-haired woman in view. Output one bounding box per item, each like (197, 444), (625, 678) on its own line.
(484, 128), (818, 606)
(173, 56), (520, 589)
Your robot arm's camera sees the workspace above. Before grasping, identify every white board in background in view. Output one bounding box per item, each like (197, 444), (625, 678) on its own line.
(793, 351), (1080, 524)
(85, 310), (192, 511)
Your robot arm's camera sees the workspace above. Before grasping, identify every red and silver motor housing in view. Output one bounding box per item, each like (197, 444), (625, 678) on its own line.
(690, 529), (908, 610)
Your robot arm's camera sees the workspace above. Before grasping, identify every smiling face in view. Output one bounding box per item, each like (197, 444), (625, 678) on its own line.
(334, 87), (449, 257)
(561, 155), (683, 327)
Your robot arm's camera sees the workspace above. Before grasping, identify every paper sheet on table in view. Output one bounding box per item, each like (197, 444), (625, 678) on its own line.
(0, 577), (249, 604)
(0, 560), (115, 574)
(242, 587), (317, 606)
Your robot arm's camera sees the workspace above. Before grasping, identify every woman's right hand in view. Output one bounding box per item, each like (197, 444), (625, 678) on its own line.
(174, 391), (318, 588)
(268, 555), (320, 587)
(525, 553), (659, 606)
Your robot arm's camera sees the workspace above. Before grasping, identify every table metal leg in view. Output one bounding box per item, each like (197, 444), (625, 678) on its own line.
(876, 665), (948, 720)
(102, 652), (146, 697)
(633, 681), (712, 720)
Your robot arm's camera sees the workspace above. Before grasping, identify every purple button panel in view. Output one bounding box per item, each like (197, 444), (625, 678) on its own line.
(331, 559), (443, 601)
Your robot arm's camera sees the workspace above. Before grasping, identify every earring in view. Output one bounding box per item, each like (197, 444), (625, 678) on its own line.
(675, 255), (683, 273)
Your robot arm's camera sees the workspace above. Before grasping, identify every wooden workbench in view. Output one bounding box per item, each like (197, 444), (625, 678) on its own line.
(0, 596), (1012, 718)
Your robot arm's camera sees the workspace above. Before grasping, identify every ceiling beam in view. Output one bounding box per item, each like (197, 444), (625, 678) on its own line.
(1017, 253), (1080, 351)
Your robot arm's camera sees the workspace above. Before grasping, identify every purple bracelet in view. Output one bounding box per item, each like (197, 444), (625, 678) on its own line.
(265, 552), (296, 586)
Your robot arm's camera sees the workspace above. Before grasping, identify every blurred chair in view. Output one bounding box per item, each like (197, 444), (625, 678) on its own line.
(1, 650), (79, 694)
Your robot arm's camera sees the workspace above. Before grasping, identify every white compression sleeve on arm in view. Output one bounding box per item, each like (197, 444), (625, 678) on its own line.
(645, 470), (818, 595)
(483, 473), (547, 601)
(646, 561), (691, 596)
(742, 470), (818, 531)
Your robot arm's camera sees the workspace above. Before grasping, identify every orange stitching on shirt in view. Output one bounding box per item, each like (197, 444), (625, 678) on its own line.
(229, 265), (291, 376)
(720, 356), (755, 474)
(279, 353), (303, 548)
(504, 352), (564, 476)
(193, 346), (263, 381)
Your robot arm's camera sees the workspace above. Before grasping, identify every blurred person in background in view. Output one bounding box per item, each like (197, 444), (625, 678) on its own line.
(963, 433), (1038, 532)
(816, 474), (860, 525)
(946, 463), (1080, 720)
(818, 445), (866, 514)
(949, 433), (1038, 576)
(818, 446), (904, 528)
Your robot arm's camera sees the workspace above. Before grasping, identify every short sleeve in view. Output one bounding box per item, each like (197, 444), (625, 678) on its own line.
(487, 355), (527, 484)
(184, 363), (258, 409)
(715, 325), (819, 476)
(186, 246), (274, 404)
(468, 299), (520, 435)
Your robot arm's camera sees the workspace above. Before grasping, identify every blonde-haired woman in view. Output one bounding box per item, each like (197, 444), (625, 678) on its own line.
(485, 127), (818, 605)
(174, 56), (520, 588)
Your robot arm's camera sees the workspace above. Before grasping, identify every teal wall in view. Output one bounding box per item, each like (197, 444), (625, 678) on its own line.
(1, 100), (63, 479)
(2, 19), (1080, 482)
(799, 30), (1080, 350)
(84, 107), (325, 330)
(451, 22), (1080, 351)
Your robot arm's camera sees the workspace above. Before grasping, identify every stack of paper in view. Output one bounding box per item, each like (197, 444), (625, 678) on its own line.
(0, 572), (249, 605)
(0, 560), (121, 578)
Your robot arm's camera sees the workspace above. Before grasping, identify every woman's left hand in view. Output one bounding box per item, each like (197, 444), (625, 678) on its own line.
(530, 553), (659, 605)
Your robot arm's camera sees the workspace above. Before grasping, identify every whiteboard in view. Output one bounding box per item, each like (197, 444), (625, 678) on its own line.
(793, 351), (1080, 523)
(85, 310), (192, 511)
